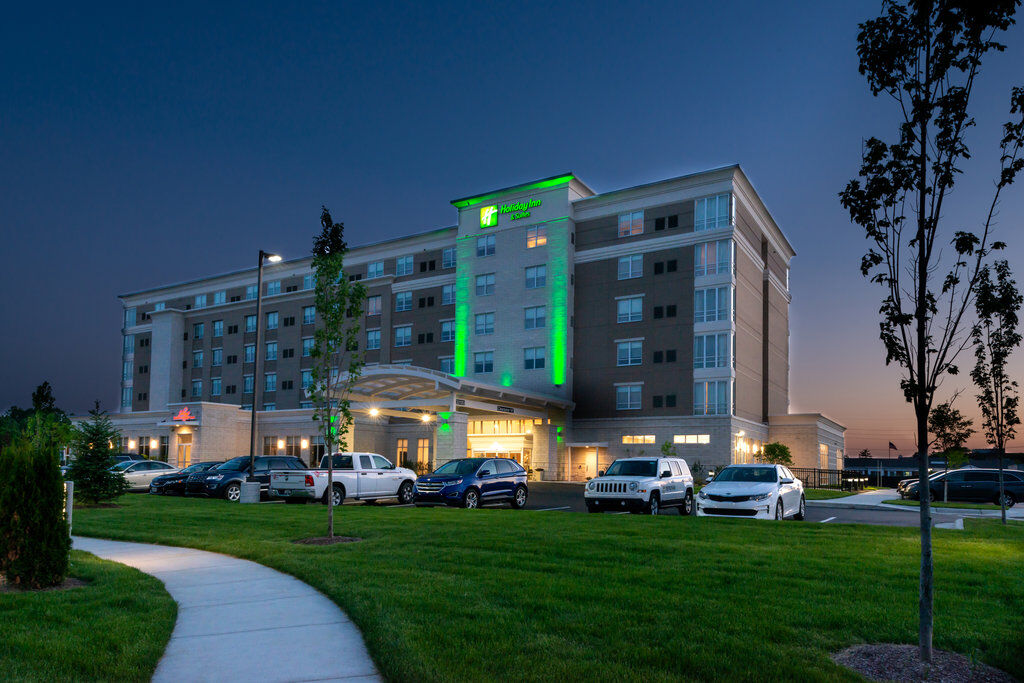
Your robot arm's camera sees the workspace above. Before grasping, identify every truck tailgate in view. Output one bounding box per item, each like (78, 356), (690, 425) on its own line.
(269, 471), (315, 497)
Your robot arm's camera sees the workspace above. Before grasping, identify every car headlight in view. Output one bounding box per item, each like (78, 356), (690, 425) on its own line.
(587, 481), (596, 490)
(698, 489), (708, 499)
(628, 482), (638, 491)
(206, 474), (224, 481)
(444, 479), (463, 488)
(752, 492), (773, 501)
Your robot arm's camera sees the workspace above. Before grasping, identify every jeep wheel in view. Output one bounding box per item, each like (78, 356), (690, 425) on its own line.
(398, 481), (414, 505)
(511, 485), (528, 509)
(463, 488), (480, 509)
(646, 493), (660, 515)
(794, 495), (806, 521)
(224, 483), (241, 502)
(682, 491), (694, 516)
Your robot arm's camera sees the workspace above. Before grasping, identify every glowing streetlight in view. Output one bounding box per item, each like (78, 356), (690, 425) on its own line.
(245, 248), (283, 500)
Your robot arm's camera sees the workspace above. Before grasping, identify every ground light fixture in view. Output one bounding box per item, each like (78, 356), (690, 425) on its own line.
(244, 249), (283, 503)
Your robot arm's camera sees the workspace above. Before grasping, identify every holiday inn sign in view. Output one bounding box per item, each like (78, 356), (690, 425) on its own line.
(479, 198), (542, 228)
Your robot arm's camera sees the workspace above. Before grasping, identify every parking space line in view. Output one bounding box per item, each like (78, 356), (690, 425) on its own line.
(390, 504), (414, 508)
(535, 506), (570, 512)
(820, 516), (837, 523)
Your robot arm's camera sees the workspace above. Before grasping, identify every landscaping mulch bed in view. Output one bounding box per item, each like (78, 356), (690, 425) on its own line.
(0, 576), (88, 594)
(833, 644), (1015, 682)
(292, 536), (362, 546)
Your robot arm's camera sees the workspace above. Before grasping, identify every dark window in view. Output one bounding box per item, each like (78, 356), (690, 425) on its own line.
(666, 305), (677, 318)
(182, 360), (187, 369)
(286, 285), (298, 293)
(653, 306), (664, 319)
(181, 389), (186, 398)
(653, 395), (664, 408)
(668, 215), (679, 229)
(429, 260), (436, 271)
(419, 298), (426, 308)
(227, 355), (237, 364)
(138, 365), (148, 374)
(418, 333), (435, 344)
(667, 260), (677, 272)
(227, 324), (238, 334)
(283, 316), (295, 327)
(282, 348), (294, 359)
(427, 296), (434, 306)
(183, 332), (189, 340)
(653, 351), (663, 363)
(280, 380), (293, 390)
(654, 262), (664, 275)
(655, 217), (665, 231)
(230, 295), (241, 302)
(418, 333), (425, 344)
(665, 394), (677, 407)
(226, 385), (237, 395)
(420, 262), (428, 272)
(666, 349), (677, 362)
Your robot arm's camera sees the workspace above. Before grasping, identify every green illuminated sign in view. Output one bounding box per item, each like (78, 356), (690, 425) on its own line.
(480, 205), (498, 228)
(500, 198), (541, 222)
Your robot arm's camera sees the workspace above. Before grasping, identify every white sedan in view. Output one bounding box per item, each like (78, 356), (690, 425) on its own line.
(696, 463), (805, 520)
(111, 460), (180, 491)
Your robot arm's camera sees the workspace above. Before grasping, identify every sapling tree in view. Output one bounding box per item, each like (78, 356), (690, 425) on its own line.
(971, 260), (1022, 524)
(927, 400), (975, 500)
(758, 442), (793, 467)
(838, 0), (1024, 661)
(858, 448), (872, 458)
(309, 207), (366, 538)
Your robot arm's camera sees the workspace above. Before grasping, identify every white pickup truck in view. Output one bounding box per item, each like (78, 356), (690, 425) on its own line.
(269, 452), (417, 506)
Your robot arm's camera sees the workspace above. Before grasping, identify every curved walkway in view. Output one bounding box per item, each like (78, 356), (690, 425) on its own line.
(73, 537), (380, 683)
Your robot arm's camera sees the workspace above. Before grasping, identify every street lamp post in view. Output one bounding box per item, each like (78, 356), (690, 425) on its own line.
(242, 249), (282, 503)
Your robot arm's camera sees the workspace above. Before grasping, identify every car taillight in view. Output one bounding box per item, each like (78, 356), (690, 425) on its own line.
(305, 475), (314, 487)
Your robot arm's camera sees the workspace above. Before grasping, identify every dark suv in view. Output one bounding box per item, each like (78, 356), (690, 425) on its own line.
(414, 458), (528, 509)
(904, 468), (1024, 507)
(185, 456), (306, 501)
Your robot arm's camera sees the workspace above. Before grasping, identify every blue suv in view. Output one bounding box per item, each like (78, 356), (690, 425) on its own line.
(414, 458), (528, 509)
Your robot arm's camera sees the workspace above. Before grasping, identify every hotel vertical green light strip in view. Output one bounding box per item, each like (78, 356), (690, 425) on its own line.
(452, 236), (476, 377)
(548, 219), (570, 385)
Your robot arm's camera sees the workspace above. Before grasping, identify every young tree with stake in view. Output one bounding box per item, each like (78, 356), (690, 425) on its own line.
(971, 260), (1022, 524)
(309, 207), (366, 538)
(839, 1), (1024, 663)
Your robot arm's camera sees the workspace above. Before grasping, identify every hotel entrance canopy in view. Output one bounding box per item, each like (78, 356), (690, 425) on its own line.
(344, 364), (572, 420)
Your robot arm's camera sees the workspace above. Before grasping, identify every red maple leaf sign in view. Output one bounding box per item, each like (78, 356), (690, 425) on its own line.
(172, 407), (196, 421)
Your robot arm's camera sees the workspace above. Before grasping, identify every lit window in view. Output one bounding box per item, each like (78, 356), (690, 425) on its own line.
(303, 306), (316, 324)
(475, 313), (494, 335)
(526, 225), (547, 248)
(193, 323), (204, 340)
(617, 340), (642, 366)
(674, 434), (711, 445)
(265, 342), (277, 361)
(211, 378), (222, 396)
(442, 284), (456, 305)
(266, 311), (278, 329)
(622, 435), (656, 444)
(616, 297), (642, 323)
(476, 234), (496, 257)
(396, 255), (414, 276)
(367, 261), (385, 279)
(694, 239), (732, 276)
(694, 333), (730, 369)
(617, 254), (643, 280)
(440, 320), (455, 342)
(244, 344), (255, 363)
(214, 291), (226, 305)
(154, 302), (165, 311)
(524, 306), (545, 330)
(442, 247), (457, 269)
(618, 210), (643, 237)
(475, 273), (495, 296)
(195, 294), (207, 309)
(302, 337), (315, 357)
(695, 193), (731, 231)
(525, 265), (546, 289)
(366, 296), (381, 316)
(694, 380), (730, 415)
(191, 379), (203, 398)
(245, 315), (256, 333)
(266, 281), (281, 296)
(694, 286), (731, 323)
(367, 329), (381, 350)
(264, 373), (277, 393)
(616, 385), (642, 410)
(395, 292), (412, 311)
(524, 346), (545, 370)
(474, 351), (494, 374)
(394, 325), (412, 347)
(212, 320), (223, 337)
(440, 356), (455, 374)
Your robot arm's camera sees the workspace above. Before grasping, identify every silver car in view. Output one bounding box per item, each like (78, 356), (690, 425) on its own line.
(111, 460), (180, 491)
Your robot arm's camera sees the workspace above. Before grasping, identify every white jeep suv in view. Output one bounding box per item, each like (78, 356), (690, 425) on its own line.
(584, 457), (695, 515)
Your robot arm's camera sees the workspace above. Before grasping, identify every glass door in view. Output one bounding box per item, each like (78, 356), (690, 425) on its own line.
(176, 433), (193, 468)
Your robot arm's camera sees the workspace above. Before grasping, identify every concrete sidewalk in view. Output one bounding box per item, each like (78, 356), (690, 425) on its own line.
(73, 537), (380, 683)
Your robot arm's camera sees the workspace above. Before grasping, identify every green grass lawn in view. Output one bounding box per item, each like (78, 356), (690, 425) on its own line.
(0, 550), (176, 682)
(804, 489), (859, 500)
(74, 496), (1024, 681)
(883, 499), (1008, 510)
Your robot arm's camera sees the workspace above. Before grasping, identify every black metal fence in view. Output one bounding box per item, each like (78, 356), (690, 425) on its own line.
(790, 468), (869, 491)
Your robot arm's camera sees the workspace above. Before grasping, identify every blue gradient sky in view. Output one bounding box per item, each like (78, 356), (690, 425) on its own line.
(2, 1), (1022, 453)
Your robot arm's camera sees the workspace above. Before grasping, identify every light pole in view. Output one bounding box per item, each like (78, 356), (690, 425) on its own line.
(243, 249), (282, 503)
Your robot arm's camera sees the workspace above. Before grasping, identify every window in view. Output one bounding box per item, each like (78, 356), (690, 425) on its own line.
(245, 285), (257, 300)
(617, 340), (642, 366)
(212, 320), (223, 337)
(301, 370), (313, 390)
(819, 444), (829, 469)
(440, 356), (455, 374)
(124, 307), (136, 327)
(122, 360), (132, 381)
(442, 284), (456, 305)
(266, 280), (281, 296)
(214, 291), (226, 305)
(366, 296), (381, 316)
(263, 403), (276, 411)
(241, 375), (253, 394)
(695, 239), (732, 276)
(417, 438), (430, 463)
(265, 373), (277, 392)
(394, 325), (411, 347)
(264, 342), (277, 360)
(266, 312), (278, 329)
(418, 296), (435, 308)
(211, 377), (222, 396)
(525, 265), (546, 289)
(617, 254), (643, 280)
(442, 247), (457, 269)
(694, 286), (731, 323)
(303, 306), (315, 325)
(123, 334), (135, 355)
(195, 294), (207, 309)
(244, 344), (255, 363)
(193, 322), (204, 340)
(524, 306), (546, 329)
(212, 348), (223, 366)
(618, 210), (643, 237)
(616, 385), (642, 410)
(395, 292), (412, 311)
(395, 438), (408, 467)
(524, 346), (545, 369)
(367, 329), (380, 350)
(476, 234), (495, 257)
(695, 193), (731, 231)
(192, 350), (203, 368)
(475, 273), (495, 296)
(674, 434), (711, 445)
(303, 273), (314, 290)
(121, 386), (132, 408)
(302, 337), (315, 357)
(154, 302), (165, 312)
(396, 255), (414, 276)
(191, 379), (202, 398)
(526, 225), (547, 248)
(245, 315), (256, 333)
(694, 333), (729, 369)
(617, 296), (643, 323)
(367, 261), (384, 279)
(474, 351), (494, 374)
(694, 380), (730, 415)
(440, 320), (455, 342)
(622, 435), (656, 444)
(475, 313), (494, 335)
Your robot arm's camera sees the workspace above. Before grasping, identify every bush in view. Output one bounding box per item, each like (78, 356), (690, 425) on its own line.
(758, 442), (794, 467)
(0, 440), (71, 588)
(67, 407), (128, 504)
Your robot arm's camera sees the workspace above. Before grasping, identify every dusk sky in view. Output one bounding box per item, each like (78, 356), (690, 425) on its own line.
(2, 1), (1022, 454)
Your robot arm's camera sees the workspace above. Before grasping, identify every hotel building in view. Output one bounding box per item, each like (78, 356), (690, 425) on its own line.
(107, 166), (845, 478)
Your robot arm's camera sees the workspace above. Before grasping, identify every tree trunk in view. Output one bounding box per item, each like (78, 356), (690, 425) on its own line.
(943, 455), (948, 502)
(916, 413), (934, 663)
(998, 448), (1006, 525)
(326, 423), (334, 538)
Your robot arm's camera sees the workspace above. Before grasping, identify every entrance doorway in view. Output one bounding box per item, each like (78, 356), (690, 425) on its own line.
(474, 451), (523, 465)
(177, 433), (193, 468)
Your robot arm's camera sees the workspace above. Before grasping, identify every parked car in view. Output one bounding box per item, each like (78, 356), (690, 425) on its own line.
(108, 453), (138, 466)
(185, 456), (306, 501)
(414, 458), (528, 509)
(149, 461), (223, 495)
(896, 470), (944, 497)
(902, 468), (1023, 506)
(584, 456), (694, 515)
(111, 459), (180, 492)
(268, 453), (417, 505)
(696, 463), (805, 520)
